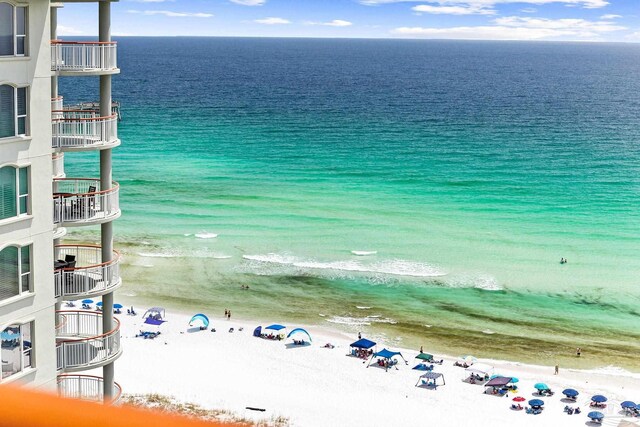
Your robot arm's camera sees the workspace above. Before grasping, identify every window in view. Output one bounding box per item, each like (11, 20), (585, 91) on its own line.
(1, 321), (33, 380)
(0, 244), (31, 301)
(0, 2), (27, 57)
(0, 165), (29, 219)
(0, 85), (28, 138)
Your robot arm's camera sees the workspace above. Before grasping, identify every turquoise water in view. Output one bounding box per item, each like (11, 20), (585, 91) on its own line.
(60, 38), (640, 369)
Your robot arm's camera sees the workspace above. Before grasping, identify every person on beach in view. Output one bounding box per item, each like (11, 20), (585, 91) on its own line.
(228, 310), (231, 320)
(555, 364), (559, 375)
(420, 346), (423, 354)
(224, 309), (228, 317)
(358, 332), (362, 340)
(576, 347), (581, 357)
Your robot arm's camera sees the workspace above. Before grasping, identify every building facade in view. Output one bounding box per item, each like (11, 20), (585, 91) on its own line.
(0, 0), (122, 402)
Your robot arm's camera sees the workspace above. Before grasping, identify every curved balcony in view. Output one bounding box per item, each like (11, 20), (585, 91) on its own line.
(56, 311), (121, 372)
(53, 178), (120, 226)
(54, 245), (121, 300)
(52, 153), (65, 178)
(51, 40), (119, 75)
(57, 374), (122, 404)
(52, 110), (119, 151)
(51, 96), (63, 112)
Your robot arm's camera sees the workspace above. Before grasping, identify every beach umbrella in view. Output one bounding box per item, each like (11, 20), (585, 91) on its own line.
(97, 302), (103, 307)
(512, 397), (526, 402)
(0, 331), (19, 341)
(81, 299), (93, 304)
(509, 377), (519, 383)
(621, 401), (636, 409)
(587, 411), (604, 420)
(461, 355), (477, 363)
(636, 404), (640, 411)
(562, 388), (579, 397)
(534, 383), (549, 390)
(114, 303), (123, 309)
(591, 395), (607, 403)
(528, 399), (544, 407)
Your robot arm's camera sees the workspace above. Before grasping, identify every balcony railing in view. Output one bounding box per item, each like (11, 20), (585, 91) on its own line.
(52, 110), (118, 150)
(51, 40), (118, 73)
(52, 153), (65, 178)
(56, 311), (121, 371)
(53, 178), (120, 225)
(54, 245), (121, 299)
(57, 374), (122, 404)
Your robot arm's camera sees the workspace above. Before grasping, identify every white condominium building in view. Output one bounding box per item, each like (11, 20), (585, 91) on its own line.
(0, 0), (122, 402)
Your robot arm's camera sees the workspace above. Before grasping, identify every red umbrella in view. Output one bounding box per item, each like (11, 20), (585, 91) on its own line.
(513, 397), (526, 402)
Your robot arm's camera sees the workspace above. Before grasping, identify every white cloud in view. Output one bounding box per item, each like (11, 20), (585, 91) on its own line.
(520, 7), (537, 13)
(626, 30), (640, 40)
(57, 25), (84, 36)
(230, 0), (266, 5)
(600, 14), (622, 20)
(254, 17), (290, 24)
(412, 4), (496, 15)
(127, 10), (213, 17)
(392, 16), (626, 40)
(362, 0), (609, 9)
(307, 19), (353, 27)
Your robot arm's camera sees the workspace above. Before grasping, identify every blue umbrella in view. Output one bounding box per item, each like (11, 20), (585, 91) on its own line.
(82, 299), (93, 304)
(587, 411), (604, 420)
(114, 303), (123, 309)
(563, 388), (579, 397)
(534, 383), (549, 390)
(621, 401), (636, 409)
(1, 331), (19, 341)
(509, 377), (519, 383)
(591, 395), (607, 403)
(97, 302), (103, 306)
(529, 399), (544, 407)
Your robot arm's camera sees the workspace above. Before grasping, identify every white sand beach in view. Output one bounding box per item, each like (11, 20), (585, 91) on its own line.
(97, 308), (640, 427)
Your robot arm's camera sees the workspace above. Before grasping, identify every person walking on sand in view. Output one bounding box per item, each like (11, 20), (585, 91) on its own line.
(576, 347), (581, 357)
(358, 332), (362, 340)
(420, 346), (423, 354)
(227, 310), (231, 320)
(555, 364), (559, 375)
(224, 309), (228, 317)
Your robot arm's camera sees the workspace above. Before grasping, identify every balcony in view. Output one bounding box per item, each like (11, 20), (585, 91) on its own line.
(56, 311), (121, 372)
(51, 96), (63, 112)
(54, 245), (121, 300)
(52, 110), (119, 151)
(52, 153), (65, 178)
(57, 374), (122, 404)
(53, 178), (120, 226)
(51, 40), (119, 75)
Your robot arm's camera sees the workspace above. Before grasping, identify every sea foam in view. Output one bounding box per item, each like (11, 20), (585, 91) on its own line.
(195, 232), (218, 239)
(242, 253), (445, 278)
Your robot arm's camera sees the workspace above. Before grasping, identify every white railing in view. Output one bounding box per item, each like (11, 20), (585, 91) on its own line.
(51, 41), (118, 72)
(57, 375), (122, 404)
(52, 110), (118, 150)
(51, 96), (63, 111)
(53, 178), (120, 225)
(56, 311), (121, 371)
(52, 153), (65, 178)
(54, 245), (121, 299)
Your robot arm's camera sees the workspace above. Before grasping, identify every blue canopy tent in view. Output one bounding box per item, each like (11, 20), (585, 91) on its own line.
(350, 338), (376, 349)
(416, 371), (445, 387)
(144, 317), (165, 326)
(143, 307), (166, 321)
(189, 314), (209, 329)
(262, 324), (286, 340)
(367, 348), (408, 371)
(265, 324), (285, 331)
(286, 328), (312, 342)
(253, 326), (262, 337)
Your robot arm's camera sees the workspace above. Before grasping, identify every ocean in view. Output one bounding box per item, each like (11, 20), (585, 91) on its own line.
(59, 38), (640, 370)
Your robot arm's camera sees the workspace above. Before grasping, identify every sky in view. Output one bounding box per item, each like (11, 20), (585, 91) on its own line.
(57, 0), (640, 42)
